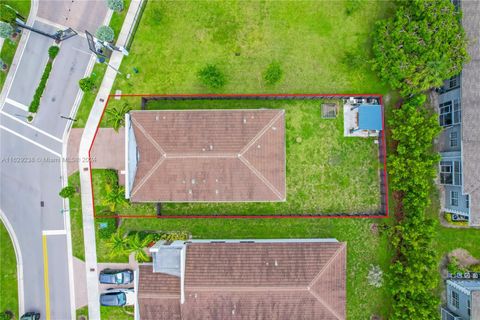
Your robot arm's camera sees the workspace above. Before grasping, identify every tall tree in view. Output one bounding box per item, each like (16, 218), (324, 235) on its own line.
(372, 0), (469, 95)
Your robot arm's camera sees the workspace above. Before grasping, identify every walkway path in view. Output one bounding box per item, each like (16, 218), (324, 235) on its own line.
(78, 1), (143, 319)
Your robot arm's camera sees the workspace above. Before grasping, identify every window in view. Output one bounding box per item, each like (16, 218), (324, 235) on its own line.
(468, 299), (471, 316)
(450, 132), (458, 147)
(449, 76), (458, 89)
(453, 100), (461, 124)
(440, 161), (453, 185)
(466, 195), (469, 209)
(439, 101), (461, 127)
(451, 290), (459, 309)
(440, 102), (452, 126)
(451, 191), (459, 206)
(440, 161), (462, 186)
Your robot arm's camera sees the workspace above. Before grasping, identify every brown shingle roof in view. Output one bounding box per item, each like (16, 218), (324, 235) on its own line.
(138, 241), (346, 320)
(138, 265), (181, 320)
(128, 110), (286, 202)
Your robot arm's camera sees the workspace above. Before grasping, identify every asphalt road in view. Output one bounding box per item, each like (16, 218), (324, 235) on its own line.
(0, 1), (107, 319)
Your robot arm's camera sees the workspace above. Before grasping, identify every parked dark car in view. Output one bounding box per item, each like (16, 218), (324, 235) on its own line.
(99, 269), (133, 285)
(100, 288), (135, 306)
(20, 312), (40, 320)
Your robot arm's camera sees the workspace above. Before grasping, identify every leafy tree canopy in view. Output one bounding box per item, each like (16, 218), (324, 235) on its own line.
(106, 0), (124, 12)
(0, 21), (14, 39)
(372, 0), (469, 95)
(95, 25), (115, 43)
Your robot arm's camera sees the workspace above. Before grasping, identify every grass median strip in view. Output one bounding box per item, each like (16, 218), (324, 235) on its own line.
(28, 45), (60, 114)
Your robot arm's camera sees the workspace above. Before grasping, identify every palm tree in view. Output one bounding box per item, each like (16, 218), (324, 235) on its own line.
(127, 233), (154, 262)
(106, 103), (131, 132)
(102, 184), (127, 212)
(107, 231), (129, 258)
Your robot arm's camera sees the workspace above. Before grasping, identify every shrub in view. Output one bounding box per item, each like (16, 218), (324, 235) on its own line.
(447, 256), (467, 275)
(79, 77), (95, 92)
(59, 186), (76, 198)
(263, 61), (283, 85)
(387, 95), (442, 320)
(0, 4), (17, 24)
(29, 62), (53, 113)
(95, 25), (115, 43)
(367, 265), (383, 288)
(0, 21), (14, 39)
(470, 264), (480, 273)
(106, 0), (124, 12)
(345, 0), (363, 16)
(372, 0), (469, 95)
(48, 46), (60, 59)
(106, 103), (131, 131)
(197, 64), (226, 89)
(97, 218), (117, 240)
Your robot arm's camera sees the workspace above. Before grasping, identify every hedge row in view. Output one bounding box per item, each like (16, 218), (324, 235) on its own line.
(29, 46), (59, 113)
(387, 95), (442, 320)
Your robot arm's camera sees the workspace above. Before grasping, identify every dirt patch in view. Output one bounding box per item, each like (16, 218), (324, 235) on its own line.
(449, 248), (480, 267)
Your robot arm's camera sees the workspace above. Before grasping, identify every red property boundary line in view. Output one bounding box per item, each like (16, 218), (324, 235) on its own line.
(90, 93), (389, 219)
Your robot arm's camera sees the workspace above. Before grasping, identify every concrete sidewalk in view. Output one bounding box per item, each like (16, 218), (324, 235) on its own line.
(78, 1), (144, 319)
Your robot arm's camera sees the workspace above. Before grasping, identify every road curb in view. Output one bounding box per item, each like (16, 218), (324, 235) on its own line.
(0, 208), (25, 316)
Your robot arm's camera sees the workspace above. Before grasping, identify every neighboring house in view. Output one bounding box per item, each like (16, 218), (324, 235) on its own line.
(124, 109), (286, 202)
(136, 239), (346, 320)
(441, 280), (480, 320)
(437, 0), (480, 226)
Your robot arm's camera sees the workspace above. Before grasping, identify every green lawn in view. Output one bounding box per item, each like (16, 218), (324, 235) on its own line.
(66, 1), (396, 318)
(0, 0), (31, 91)
(102, 97), (381, 215)
(0, 221), (18, 317)
(68, 193), (393, 319)
(111, 0), (393, 95)
(76, 305), (134, 320)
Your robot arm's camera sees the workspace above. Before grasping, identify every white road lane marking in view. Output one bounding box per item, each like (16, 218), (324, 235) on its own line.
(42, 230), (67, 236)
(0, 125), (61, 157)
(1, 110), (63, 143)
(5, 98), (29, 111)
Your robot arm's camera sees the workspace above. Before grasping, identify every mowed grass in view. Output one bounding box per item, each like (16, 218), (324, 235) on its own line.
(0, 0), (31, 91)
(0, 221), (18, 317)
(68, 1), (396, 319)
(110, 0), (393, 95)
(124, 217), (393, 319)
(103, 98), (381, 215)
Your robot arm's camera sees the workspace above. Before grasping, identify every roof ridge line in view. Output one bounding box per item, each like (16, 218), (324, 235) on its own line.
(131, 117), (167, 156)
(238, 110), (284, 156)
(130, 156), (166, 198)
(166, 153), (237, 159)
(238, 155), (283, 200)
(308, 287), (345, 320)
(308, 242), (346, 288)
(187, 285), (307, 292)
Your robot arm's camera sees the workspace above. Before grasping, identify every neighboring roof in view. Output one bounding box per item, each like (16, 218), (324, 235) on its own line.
(127, 109), (286, 202)
(358, 105), (382, 130)
(138, 265), (181, 320)
(461, 0), (480, 226)
(138, 241), (347, 320)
